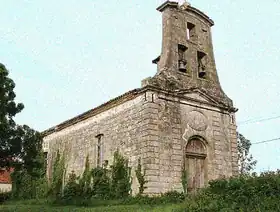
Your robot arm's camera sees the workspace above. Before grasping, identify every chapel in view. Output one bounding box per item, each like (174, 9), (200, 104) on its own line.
(43, 1), (238, 195)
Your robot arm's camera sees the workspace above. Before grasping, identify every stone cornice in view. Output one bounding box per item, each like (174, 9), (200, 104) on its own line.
(142, 85), (238, 113)
(42, 85), (237, 137)
(41, 88), (143, 137)
(187, 6), (214, 26)
(156, 1), (178, 12)
(156, 1), (214, 27)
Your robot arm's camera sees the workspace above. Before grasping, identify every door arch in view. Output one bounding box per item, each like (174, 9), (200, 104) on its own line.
(185, 136), (207, 192)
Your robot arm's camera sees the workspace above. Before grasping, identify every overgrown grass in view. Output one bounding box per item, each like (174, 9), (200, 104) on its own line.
(2, 171), (280, 212)
(0, 201), (182, 212)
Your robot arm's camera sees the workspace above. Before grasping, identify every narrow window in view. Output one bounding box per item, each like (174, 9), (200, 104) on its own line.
(178, 44), (187, 73)
(96, 134), (103, 167)
(197, 51), (207, 79)
(44, 152), (48, 167)
(187, 22), (195, 41)
(231, 115), (235, 124)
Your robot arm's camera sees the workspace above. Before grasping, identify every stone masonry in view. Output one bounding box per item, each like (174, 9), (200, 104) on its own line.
(43, 1), (238, 195)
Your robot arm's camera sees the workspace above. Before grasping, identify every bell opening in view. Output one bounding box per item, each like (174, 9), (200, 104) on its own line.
(198, 71), (206, 79)
(178, 60), (187, 73)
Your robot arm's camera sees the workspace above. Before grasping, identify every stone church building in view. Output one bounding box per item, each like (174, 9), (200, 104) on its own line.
(43, 1), (238, 195)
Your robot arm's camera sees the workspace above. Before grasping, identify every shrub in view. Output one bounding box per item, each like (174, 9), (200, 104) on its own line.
(61, 171), (81, 201)
(11, 169), (48, 200)
(59, 150), (132, 202)
(78, 155), (92, 198)
(92, 167), (110, 199)
(110, 150), (132, 199)
(0, 192), (11, 203)
(135, 158), (147, 195)
(175, 170), (280, 212)
(48, 150), (65, 198)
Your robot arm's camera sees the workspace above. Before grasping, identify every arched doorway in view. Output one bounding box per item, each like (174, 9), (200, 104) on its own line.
(185, 136), (207, 192)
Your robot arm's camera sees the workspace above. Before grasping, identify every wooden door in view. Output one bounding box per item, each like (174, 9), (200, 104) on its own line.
(185, 138), (207, 192)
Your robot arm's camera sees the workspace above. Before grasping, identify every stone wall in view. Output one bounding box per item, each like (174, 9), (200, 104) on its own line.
(44, 92), (155, 195)
(0, 184), (12, 193)
(44, 88), (238, 195)
(141, 90), (238, 194)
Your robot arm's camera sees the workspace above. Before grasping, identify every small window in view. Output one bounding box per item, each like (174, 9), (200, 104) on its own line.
(231, 115), (235, 124)
(187, 22), (195, 41)
(178, 44), (187, 73)
(96, 134), (103, 167)
(197, 51), (207, 79)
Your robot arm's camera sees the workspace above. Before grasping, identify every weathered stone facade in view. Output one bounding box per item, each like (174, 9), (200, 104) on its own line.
(43, 1), (238, 195)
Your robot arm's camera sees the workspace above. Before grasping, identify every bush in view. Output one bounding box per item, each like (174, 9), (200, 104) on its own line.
(91, 167), (110, 199)
(175, 170), (280, 212)
(61, 171), (81, 202)
(48, 150), (65, 198)
(11, 169), (48, 200)
(0, 192), (11, 203)
(120, 191), (185, 206)
(110, 150), (132, 199)
(135, 158), (147, 195)
(58, 150), (132, 203)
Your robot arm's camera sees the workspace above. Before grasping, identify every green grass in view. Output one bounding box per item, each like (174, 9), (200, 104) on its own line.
(0, 201), (182, 212)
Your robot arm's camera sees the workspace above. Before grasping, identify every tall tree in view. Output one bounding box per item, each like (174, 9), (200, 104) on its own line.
(0, 63), (44, 171)
(237, 132), (257, 175)
(0, 63), (24, 168)
(0, 63), (47, 198)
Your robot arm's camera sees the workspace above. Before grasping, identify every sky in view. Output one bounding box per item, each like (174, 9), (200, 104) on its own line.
(0, 0), (280, 173)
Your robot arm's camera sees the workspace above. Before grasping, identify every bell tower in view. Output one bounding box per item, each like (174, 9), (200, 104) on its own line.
(143, 1), (233, 108)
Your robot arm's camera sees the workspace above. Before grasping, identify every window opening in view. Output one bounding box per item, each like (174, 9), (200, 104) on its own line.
(178, 44), (187, 73)
(44, 152), (48, 167)
(96, 134), (103, 167)
(187, 22), (195, 41)
(197, 51), (207, 79)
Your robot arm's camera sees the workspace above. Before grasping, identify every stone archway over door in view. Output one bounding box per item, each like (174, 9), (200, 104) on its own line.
(185, 138), (207, 192)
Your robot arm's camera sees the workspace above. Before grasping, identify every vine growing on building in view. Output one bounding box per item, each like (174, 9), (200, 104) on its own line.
(181, 160), (188, 195)
(48, 150), (66, 198)
(135, 158), (147, 195)
(78, 155), (92, 197)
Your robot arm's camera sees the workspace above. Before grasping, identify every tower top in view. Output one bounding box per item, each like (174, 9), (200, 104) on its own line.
(142, 0), (233, 108)
(157, 1), (214, 26)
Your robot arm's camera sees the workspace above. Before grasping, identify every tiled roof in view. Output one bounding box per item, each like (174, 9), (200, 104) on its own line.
(0, 169), (13, 184)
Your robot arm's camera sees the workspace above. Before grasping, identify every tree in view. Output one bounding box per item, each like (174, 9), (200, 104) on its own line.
(111, 150), (132, 198)
(0, 63), (24, 168)
(237, 132), (257, 175)
(0, 63), (47, 198)
(14, 125), (45, 177)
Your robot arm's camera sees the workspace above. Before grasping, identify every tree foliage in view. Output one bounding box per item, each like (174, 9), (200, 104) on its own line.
(0, 63), (47, 198)
(0, 63), (24, 168)
(48, 150), (65, 198)
(60, 150), (132, 203)
(111, 150), (132, 198)
(237, 132), (257, 175)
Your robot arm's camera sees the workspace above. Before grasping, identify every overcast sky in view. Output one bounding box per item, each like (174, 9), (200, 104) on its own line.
(1, 0), (280, 172)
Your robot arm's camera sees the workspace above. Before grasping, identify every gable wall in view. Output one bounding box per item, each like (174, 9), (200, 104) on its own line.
(142, 91), (238, 194)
